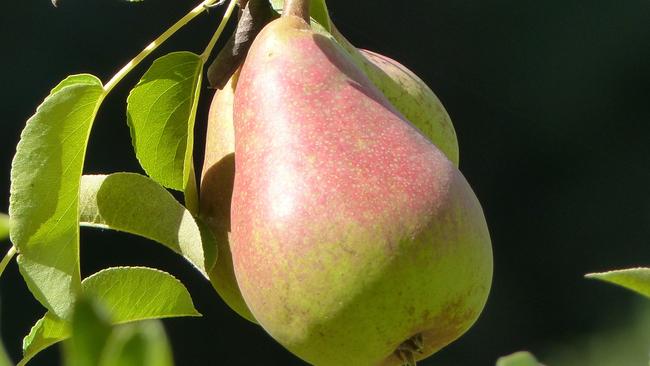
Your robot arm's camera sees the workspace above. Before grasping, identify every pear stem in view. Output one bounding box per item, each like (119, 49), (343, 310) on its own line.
(282, 0), (310, 22)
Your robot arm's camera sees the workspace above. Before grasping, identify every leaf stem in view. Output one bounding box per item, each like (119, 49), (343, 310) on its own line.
(0, 246), (16, 279)
(200, 0), (239, 62)
(104, 0), (223, 93)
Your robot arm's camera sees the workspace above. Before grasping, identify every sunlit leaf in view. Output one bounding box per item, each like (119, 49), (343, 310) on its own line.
(587, 268), (650, 299)
(19, 313), (69, 366)
(83, 266), (200, 320)
(126, 52), (203, 213)
(20, 266), (198, 365)
(9, 75), (105, 319)
(79, 174), (217, 276)
(496, 351), (542, 366)
(49, 74), (100, 95)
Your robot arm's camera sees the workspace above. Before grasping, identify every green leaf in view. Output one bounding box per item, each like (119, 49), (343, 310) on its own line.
(126, 52), (203, 214)
(98, 321), (173, 366)
(9, 75), (105, 319)
(0, 213), (9, 242)
(79, 173), (217, 277)
(64, 298), (113, 366)
(20, 313), (69, 366)
(20, 266), (198, 365)
(83, 267), (200, 320)
(49, 74), (100, 95)
(496, 351), (542, 366)
(586, 268), (650, 298)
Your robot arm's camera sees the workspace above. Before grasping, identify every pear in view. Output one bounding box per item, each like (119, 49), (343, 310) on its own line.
(230, 6), (492, 366)
(200, 71), (257, 323)
(201, 49), (461, 324)
(201, 18), (460, 326)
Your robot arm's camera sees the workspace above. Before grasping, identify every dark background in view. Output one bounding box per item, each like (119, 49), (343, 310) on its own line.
(1, 1), (650, 365)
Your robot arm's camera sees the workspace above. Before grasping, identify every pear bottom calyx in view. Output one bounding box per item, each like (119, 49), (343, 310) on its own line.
(395, 333), (425, 366)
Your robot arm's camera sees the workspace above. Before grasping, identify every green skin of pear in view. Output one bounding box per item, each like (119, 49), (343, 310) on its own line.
(271, 0), (460, 166)
(229, 16), (492, 366)
(201, 18), (463, 326)
(330, 26), (459, 167)
(200, 74), (259, 322)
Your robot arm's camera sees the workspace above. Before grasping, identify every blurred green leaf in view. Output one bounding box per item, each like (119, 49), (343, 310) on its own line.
(496, 351), (542, 366)
(63, 298), (173, 366)
(64, 298), (112, 366)
(126, 52), (203, 214)
(20, 266), (198, 365)
(587, 268), (650, 298)
(0, 339), (12, 366)
(97, 321), (173, 366)
(9, 74), (105, 320)
(79, 174), (217, 276)
(0, 214), (9, 241)
(544, 301), (650, 366)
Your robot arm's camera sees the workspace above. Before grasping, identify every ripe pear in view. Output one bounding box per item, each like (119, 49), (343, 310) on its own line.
(200, 71), (257, 323)
(200, 49), (461, 324)
(230, 12), (492, 366)
(201, 25), (460, 326)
